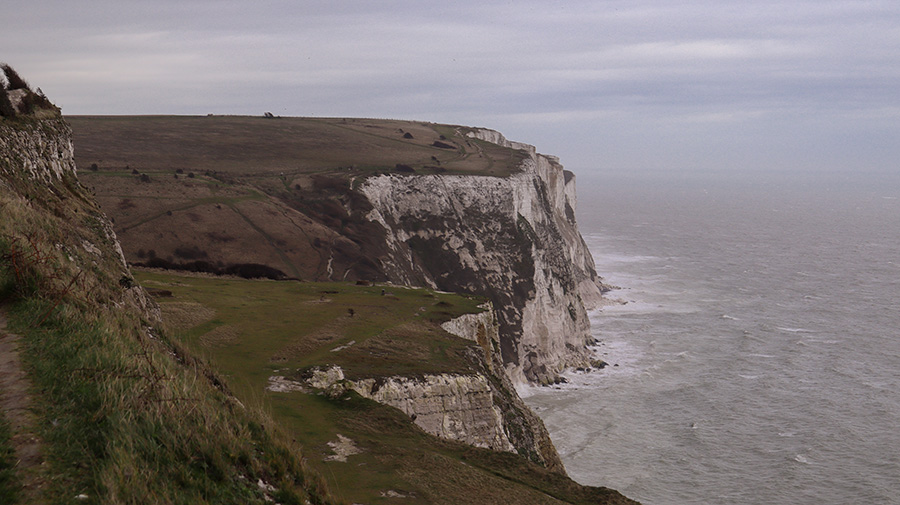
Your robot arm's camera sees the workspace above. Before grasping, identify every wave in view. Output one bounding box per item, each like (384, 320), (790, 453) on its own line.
(794, 454), (811, 465)
(777, 326), (815, 333)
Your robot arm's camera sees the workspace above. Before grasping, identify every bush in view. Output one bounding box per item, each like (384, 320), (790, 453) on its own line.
(1, 64), (29, 91)
(173, 246), (208, 260)
(0, 88), (14, 118)
(17, 89), (54, 114)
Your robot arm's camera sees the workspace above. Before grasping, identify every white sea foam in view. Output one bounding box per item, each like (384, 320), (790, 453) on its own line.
(777, 327), (815, 333)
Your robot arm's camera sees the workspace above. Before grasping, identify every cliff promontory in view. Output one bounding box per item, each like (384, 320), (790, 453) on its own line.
(2, 71), (638, 504)
(70, 116), (606, 386)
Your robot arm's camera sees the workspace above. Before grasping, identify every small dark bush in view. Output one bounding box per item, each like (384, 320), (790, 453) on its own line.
(175, 168), (184, 174)
(311, 175), (348, 192)
(224, 263), (287, 280)
(403, 132), (414, 139)
(131, 169), (139, 175)
(394, 164), (415, 173)
(139, 174), (151, 183)
(0, 87), (15, 118)
(1, 64), (30, 90)
(174, 246), (208, 260)
(432, 141), (455, 149)
(187, 172), (195, 178)
(17, 89), (54, 114)
(90, 163), (99, 171)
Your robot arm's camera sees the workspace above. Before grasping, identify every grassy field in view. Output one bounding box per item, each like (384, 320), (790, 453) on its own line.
(69, 115), (526, 177)
(136, 270), (484, 393)
(138, 270), (637, 505)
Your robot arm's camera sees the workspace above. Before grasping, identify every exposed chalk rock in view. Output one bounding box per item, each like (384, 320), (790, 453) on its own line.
(360, 129), (604, 384)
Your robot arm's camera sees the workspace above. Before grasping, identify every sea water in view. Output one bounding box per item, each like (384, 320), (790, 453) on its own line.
(522, 171), (900, 504)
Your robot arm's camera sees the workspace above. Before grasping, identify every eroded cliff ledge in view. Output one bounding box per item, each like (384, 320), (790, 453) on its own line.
(266, 303), (565, 471)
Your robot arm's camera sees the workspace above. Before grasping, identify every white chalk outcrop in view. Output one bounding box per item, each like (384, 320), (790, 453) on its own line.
(0, 117), (75, 183)
(360, 128), (603, 384)
(266, 306), (565, 470)
(354, 373), (516, 452)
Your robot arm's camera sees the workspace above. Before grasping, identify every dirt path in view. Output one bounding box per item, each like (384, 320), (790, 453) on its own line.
(0, 306), (43, 501)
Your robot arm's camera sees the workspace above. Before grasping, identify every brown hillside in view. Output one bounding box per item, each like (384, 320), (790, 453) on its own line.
(68, 115), (528, 281)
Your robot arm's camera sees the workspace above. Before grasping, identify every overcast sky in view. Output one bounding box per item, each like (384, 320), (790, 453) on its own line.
(4, 0), (899, 182)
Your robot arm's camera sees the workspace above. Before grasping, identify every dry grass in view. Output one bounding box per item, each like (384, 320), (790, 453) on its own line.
(67, 115), (532, 284)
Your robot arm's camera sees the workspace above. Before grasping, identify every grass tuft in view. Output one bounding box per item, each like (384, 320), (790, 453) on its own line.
(0, 415), (20, 504)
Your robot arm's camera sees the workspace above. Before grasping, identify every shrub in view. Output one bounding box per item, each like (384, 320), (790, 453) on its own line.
(1, 64), (29, 90)
(173, 246), (208, 260)
(17, 89), (54, 114)
(394, 164), (415, 173)
(0, 87), (14, 118)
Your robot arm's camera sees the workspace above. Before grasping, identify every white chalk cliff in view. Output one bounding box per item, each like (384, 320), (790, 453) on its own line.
(360, 128), (604, 385)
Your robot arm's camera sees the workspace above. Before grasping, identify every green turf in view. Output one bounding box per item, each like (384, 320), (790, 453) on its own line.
(134, 270), (638, 505)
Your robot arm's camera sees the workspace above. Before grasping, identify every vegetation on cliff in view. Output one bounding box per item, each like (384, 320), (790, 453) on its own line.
(1, 115), (336, 504)
(0, 64), (59, 119)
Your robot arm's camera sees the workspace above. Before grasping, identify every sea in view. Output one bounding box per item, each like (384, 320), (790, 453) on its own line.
(522, 170), (900, 505)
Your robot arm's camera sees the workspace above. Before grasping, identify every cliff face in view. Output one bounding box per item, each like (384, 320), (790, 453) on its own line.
(0, 118), (160, 322)
(360, 128), (603, 385)
(0, 118), (75, 182)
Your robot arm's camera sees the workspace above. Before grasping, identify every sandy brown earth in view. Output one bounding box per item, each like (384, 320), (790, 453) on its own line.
(0, 306), (43, 500)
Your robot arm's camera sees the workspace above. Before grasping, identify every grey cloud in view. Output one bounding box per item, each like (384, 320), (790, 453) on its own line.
(3, 0), (899, 177)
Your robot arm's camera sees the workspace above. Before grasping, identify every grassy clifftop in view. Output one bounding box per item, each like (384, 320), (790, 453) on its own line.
(68, 115), (531, 283)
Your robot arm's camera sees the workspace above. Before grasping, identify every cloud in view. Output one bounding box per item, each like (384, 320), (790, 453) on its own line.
(3, 0), (899, 176)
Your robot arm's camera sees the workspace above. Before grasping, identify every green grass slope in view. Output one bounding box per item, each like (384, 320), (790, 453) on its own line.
(137, 270), (638, 505)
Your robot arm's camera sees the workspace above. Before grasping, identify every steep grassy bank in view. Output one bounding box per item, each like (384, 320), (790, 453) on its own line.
(1, 116), (337, 504)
